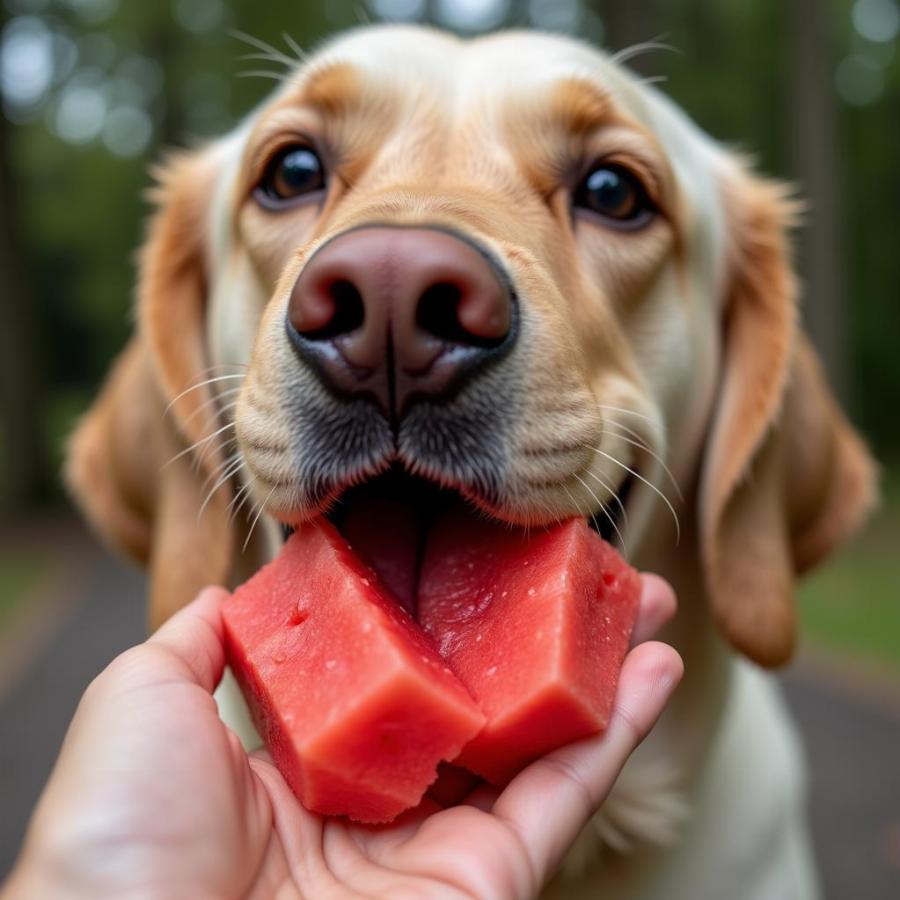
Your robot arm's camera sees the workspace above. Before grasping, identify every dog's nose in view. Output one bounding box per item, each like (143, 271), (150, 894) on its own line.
(286, 227), (514, 419)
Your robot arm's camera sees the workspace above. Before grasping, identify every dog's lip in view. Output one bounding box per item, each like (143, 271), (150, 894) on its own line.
(278, 468), (637, 550)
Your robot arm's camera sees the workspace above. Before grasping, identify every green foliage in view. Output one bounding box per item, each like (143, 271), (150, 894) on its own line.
(798, 465), (900, 670)
(0, 551), (44, 627)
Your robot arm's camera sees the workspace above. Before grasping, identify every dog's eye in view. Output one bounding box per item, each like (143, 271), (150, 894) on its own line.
(573, 164), (654, 227)
(255, 145), (325, 207)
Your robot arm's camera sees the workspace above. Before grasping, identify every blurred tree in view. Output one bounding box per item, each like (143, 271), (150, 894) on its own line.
(594, 0), (656, 60)
(788, 0), (848, 402)
(0, 5), (46, 513)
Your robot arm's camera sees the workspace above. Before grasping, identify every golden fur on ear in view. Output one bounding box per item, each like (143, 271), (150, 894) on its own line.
(140, 149), (221, 450)
(65, 338), (160, 566)
(66, 148), (235, 630)
(700, 163), (877, 667)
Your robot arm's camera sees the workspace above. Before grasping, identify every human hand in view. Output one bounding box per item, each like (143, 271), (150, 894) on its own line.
(3, 577), (681, 900)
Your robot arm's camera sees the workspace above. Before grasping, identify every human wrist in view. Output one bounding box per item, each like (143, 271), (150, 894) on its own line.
(1, 841), (140, 900)
(2, 850), (94, 900)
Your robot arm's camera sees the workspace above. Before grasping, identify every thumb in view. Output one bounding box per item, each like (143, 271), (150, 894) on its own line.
(145, 586), (230, 693)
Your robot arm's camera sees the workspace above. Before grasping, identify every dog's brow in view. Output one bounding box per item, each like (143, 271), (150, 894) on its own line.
(549, 77), (611, 135)
(302, 62), (362, 116)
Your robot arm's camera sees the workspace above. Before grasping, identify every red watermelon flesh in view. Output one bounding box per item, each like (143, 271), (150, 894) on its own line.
(222, 519), (485, 824)
(224, 477), (641, 821)
(417, 510), (641, 784)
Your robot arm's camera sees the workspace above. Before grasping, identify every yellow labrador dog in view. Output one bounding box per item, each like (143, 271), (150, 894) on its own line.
(67, 25), (875, 899)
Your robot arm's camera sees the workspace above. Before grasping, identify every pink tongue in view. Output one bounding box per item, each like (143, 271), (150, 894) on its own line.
(342, 495), (423, 615)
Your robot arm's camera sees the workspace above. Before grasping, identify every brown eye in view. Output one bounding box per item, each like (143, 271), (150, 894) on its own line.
(573, 164), (655, 228)
(255, 145), (325, 208)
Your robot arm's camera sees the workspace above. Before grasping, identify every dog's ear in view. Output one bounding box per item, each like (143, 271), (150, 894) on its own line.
(65, 148), (235, 629)
(699, 162), (877, 667)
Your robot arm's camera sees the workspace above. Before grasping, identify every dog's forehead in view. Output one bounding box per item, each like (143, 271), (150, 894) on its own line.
(292, 27), (728, 192)
(306, 26), (647, 120)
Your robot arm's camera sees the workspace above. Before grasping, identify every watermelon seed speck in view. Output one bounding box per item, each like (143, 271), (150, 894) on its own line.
(287, 607), (309, 627)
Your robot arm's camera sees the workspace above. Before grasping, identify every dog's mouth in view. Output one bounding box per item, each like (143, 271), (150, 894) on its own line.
(280, 465), (634, 617)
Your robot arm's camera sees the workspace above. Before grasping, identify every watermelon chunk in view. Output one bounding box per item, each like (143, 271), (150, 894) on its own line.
(222, 520), (485, 823)
(418, 511), (640, 784)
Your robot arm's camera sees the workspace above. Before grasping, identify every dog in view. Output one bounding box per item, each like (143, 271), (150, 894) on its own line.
(65, 25), (876, 899)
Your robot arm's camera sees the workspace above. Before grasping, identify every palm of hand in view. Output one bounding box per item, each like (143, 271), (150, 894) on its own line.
(11, 584), (679, 900)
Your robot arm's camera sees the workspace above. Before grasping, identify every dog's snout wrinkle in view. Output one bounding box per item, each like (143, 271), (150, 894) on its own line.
(286, 226), (515, 423)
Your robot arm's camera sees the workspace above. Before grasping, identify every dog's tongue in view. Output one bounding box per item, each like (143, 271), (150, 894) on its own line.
(342, 493), (424, 615)
(338, 476), (510, 619)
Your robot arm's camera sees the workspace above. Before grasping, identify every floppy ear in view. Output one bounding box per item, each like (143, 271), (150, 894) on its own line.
(699, 162), (877, 667)
(65, 148), (235, 629)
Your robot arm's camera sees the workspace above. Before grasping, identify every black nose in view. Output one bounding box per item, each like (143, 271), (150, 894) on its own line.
(285, 227), (516, 421)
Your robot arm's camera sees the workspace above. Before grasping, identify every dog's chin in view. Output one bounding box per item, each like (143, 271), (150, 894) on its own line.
(275, 464), (634, 616)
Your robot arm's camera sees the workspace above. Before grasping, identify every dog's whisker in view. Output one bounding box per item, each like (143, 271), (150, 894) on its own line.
(233, 481), (260, 524)
(237, 52), (296, 69)
(226, 480), (249, 513)
(230, 29), (297, 67)
(243, 485), (278, 553)
(237, 69), (290, 83)
(181, 388), (242, 427)
(203, 449), (243, 492)
(192, 429), (237, 471)
(593, 416), (649, 445)
(227, 477), (256, 524)
(573, 472), (627, 554)
(281, 31), (307, 63)
(562, 482), (585, 524)
(196, 431), (240, 476)
(200, 451), (240, 493)
(163, 420), (236, 469)
(586, 469), (629, 529)
(574, 404), (684, 503)
(195, 363), (248, 374)
(609, 37), (678, 67)
(164, 374), (245, 417)
(351, 2), (374, 26)
(600, 422), (683, 501)
(192, 432), (237, 478)
(592, 403), (658, 424)
(589, 445), (681, 545)
(198, 455), (245, 522)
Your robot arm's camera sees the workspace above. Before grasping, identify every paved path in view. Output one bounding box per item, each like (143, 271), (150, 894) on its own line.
(0, 545), (145, 878)
(1, 538), (898, 896)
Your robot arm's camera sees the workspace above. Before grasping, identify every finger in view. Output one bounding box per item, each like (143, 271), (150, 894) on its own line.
(146, 586), (229, 692)
(630, 574), (677, 647)
(461, 782), (500, 813)
(250, 746), (274, 765)
(247, 753), (333, 881)
(490, 640), (682, 885)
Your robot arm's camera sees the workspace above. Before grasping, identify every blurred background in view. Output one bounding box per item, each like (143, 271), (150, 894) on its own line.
(0, 0), (897, 896)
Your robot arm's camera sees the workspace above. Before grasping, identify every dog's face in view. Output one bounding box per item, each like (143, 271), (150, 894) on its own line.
(228, 29), (704, 537)
(67, 26), (875, 666)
